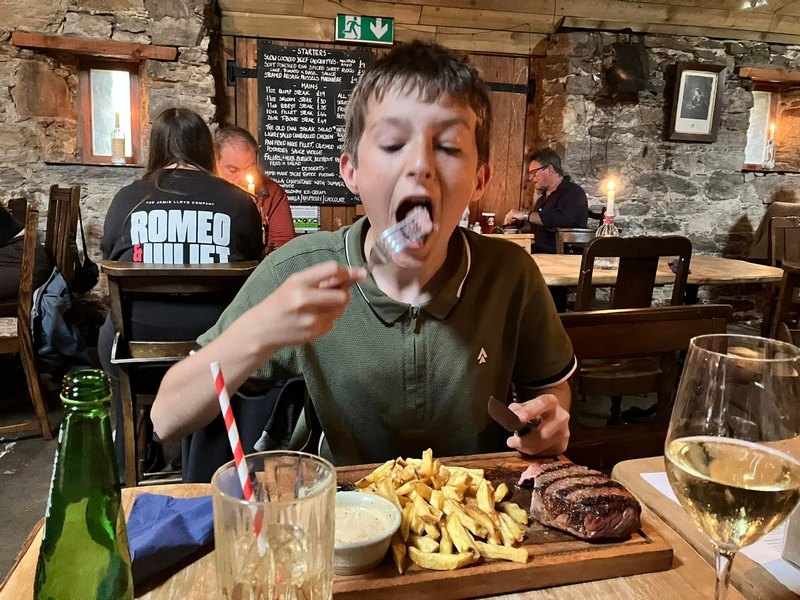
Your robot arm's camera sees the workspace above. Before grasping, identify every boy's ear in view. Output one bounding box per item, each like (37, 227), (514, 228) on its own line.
(471, 163), (492, 202)
(340, 153), (359, 195)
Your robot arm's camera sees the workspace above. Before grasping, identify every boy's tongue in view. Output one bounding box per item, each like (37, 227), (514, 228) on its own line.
(401, 206), (433, 249)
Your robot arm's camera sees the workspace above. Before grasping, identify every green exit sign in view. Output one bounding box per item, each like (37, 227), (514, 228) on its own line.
(335, 14), (394, 45)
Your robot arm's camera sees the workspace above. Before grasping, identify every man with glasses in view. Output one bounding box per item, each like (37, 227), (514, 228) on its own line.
(504, 148), (588, 254)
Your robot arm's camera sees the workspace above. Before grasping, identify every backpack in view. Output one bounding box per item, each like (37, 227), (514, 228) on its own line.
(30, 267), (91, 372)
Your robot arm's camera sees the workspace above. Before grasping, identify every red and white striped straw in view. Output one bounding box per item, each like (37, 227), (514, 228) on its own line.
(210, 361), (266, 553)
(211, 361), (254, 502)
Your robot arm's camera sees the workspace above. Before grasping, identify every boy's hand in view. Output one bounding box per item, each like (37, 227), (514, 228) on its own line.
(256, 261), (366, 348)
(505, 394), (570, 457)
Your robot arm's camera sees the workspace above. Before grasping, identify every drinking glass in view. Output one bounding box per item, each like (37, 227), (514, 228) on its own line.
(211, 451), (336, 600)
(665, 334), (800, 599)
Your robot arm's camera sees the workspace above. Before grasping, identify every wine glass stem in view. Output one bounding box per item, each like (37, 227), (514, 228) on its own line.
(714, 548), (736, 600)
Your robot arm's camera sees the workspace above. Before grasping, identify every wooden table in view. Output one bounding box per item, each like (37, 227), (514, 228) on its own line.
(1, 472), (747, 599)
(533, 254), (783, 288)
(613, 456), (798, 600)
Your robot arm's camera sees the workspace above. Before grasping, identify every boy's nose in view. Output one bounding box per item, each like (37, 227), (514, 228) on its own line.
(406, 142), (434, 180)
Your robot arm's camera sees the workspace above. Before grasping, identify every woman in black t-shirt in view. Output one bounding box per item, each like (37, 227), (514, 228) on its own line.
(98, 108), (263, 480)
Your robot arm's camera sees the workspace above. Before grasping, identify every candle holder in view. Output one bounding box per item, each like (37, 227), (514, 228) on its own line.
(594, 213), (620, 270)
(763, 138), (776, 171)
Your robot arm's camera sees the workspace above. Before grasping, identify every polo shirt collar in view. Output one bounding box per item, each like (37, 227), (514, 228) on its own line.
(344, 216), (471, 324)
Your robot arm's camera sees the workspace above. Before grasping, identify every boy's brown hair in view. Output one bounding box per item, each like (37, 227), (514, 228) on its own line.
(342, 40), (492, 167)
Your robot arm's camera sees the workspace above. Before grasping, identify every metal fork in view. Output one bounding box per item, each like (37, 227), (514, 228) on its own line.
(367, 207), (431, 272)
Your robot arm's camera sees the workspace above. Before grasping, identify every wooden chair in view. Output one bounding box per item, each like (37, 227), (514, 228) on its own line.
(575, 235), (692, 311)
(573, 235), (692, 424)
(769, 261), (800, 339)
(561, 304), (731, 471)
(102, 260), (258, 486)
(0, 204), (54, 439)
(45, 184), (80, 288)
(763, 220), (800, 336)
(555, 228), (595, 255)
(768, 216), (800, 267)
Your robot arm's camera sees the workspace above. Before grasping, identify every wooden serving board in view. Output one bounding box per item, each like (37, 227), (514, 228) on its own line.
(332, 452), (672, 600)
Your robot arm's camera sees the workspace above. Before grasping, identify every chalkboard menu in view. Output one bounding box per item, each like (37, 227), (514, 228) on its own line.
(258, 42), (371, 205)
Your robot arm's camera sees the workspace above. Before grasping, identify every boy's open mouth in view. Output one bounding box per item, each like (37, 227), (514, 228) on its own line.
(395, 196), (433, 224)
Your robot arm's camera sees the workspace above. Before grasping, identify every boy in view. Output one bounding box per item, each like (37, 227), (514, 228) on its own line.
(152, 41), (575, 466)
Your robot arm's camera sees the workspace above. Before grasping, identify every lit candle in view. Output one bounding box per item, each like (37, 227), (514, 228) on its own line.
(246, 174), (255, 195)
(769, 122), (776, 141)
(606, 180), (616, 217)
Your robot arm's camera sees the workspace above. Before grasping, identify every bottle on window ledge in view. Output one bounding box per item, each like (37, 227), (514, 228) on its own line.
(111, 112), (126, 165)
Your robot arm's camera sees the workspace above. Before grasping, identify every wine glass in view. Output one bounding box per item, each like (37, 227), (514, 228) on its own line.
(665, 334), (800, 600)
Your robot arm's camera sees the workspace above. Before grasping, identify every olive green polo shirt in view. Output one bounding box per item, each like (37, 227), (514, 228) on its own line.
(199, 217), (575, 466)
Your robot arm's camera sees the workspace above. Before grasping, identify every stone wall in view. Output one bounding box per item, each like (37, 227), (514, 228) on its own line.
(535, 32), (800, 319)
(777, 88), (800, 172)
(0, 0), (217, 336)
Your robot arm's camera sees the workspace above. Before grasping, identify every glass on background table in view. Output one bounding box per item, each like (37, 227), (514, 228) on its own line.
(664, 334), (800, 600)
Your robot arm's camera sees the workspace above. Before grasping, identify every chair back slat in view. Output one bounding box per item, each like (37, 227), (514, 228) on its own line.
(561, 304), (732, 359)
(45, 184), (80, 286)
(576, 235), (692, 311)
(555, 228), (595, 254)
(17, 205), (40, 333)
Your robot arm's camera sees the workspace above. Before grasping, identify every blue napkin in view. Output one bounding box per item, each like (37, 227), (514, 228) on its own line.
(668, 258), (691, 274)
(126, 493), (214, 586)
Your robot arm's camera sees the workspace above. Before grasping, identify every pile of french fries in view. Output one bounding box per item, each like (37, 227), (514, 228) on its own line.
(355, 449), (529, 572)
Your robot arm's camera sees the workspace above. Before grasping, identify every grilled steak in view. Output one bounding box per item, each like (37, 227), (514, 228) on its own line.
(528, 462), (641, 540)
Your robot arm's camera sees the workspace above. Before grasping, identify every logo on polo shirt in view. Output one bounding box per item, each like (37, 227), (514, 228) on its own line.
(477, 347), (488, 364)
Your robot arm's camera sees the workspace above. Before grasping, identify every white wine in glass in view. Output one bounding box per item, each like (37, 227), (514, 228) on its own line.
(665, 334), (800, 600)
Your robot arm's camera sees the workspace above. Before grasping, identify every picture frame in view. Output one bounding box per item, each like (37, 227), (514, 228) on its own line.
(668, 62), (727, 143)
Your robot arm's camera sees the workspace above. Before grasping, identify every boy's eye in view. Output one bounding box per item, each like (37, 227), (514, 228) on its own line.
(438, 145), (462, 156)
(380, 143), (404, 153)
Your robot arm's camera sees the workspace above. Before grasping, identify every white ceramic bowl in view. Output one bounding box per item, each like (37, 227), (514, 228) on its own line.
(334, 491), (401, 575)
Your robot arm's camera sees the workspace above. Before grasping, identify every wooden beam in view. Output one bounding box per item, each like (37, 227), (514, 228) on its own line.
(419, 6), (558, 33)
(222, 13), (334, 40)
(555, 0), (775, 33)
(560, 17), (800, 45)
(435, 27), (548, 55)
(302, 0), (424, 24)
(740, 66), (800, 83)
(11, 32), (177, 61)
(218, 0), (302, 15)
(395, 24), (438, 43)
(368, 0), (555, 11)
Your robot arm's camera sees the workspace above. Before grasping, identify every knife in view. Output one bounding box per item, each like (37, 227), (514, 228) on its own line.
(488, 395), (542, 436)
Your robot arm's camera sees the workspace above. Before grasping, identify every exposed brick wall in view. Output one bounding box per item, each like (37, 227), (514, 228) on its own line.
(0, 0), (215, 336)
(534, 32), (800, 321)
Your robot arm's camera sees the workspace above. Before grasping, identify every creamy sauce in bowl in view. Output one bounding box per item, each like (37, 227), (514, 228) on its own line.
(335, 504), (393, 545)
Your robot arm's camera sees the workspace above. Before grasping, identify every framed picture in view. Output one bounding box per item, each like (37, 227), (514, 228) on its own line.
(668, 62), (727, 143)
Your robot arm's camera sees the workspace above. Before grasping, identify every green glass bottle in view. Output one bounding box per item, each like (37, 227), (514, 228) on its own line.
(34, 369), (133, 600)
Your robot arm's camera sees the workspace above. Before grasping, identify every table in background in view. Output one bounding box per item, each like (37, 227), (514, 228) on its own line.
(533, 254), (783, 303)
(1, 474), (748, 599)
(613, 455), (798, 600)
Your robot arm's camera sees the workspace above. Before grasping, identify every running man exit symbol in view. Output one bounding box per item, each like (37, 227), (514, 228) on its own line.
(335, 14), (394, 45)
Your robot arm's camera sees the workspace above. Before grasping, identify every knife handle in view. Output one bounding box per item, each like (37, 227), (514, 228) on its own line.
(515, 416), (543, 437)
